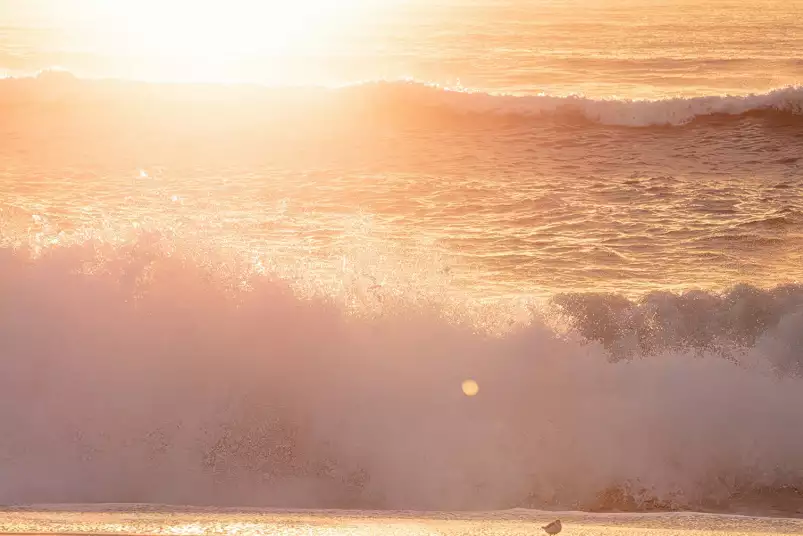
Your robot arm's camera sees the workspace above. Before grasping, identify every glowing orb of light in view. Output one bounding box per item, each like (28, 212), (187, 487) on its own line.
(461, 379), (479, 397)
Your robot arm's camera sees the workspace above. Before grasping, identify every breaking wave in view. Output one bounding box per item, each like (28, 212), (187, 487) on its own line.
(3, 70), (803, 127)
(1, 243), (802, 514)
(344, 81), (803, 127)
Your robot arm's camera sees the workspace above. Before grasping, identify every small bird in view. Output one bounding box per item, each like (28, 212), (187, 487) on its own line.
(542, 519), (562, 535)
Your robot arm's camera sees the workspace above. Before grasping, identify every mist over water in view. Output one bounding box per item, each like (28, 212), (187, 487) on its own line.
(1, 244), (802, 512)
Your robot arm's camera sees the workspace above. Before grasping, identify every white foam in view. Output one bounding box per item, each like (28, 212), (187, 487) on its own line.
(1, 244), (802, 511)
(367, 81), (803, 126)
(1, 506), (802, 536)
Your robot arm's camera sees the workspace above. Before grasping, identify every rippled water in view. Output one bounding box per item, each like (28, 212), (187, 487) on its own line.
(1, 76), (802, 303)
(2, 0), (803, 303)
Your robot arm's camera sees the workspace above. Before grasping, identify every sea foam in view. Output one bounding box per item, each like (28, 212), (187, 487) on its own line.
(1, 244), (802, 512)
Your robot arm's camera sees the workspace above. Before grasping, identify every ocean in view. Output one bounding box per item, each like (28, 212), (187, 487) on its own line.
(1, 0), (803, 520)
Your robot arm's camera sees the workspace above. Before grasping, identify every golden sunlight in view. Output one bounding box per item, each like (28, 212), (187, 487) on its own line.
(81, 0), (384, 82)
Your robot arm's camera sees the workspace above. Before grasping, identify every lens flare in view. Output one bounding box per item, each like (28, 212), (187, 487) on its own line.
(461, 379), (479, 397)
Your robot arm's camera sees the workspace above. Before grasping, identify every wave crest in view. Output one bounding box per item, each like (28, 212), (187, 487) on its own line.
(554, 284), (803, 367)
(345, 81), (803, 127)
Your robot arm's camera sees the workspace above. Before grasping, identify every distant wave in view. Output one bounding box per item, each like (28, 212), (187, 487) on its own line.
(1, 243), (802, 513)
(343, 81), (803, 127)
(2, 70), (802, 127)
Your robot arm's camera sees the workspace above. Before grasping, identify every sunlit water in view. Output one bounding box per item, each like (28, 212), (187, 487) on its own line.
(1, 0), (803, 516)
(3, 0), (803, 96)
(2, 0), (802, 305)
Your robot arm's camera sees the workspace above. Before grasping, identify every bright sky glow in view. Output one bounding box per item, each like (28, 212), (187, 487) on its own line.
(4, 0), (393, 82)
(100, 0), (370, 55)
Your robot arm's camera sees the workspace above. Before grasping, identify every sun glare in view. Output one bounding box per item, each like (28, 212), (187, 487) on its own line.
(80, 0), (384, 82)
